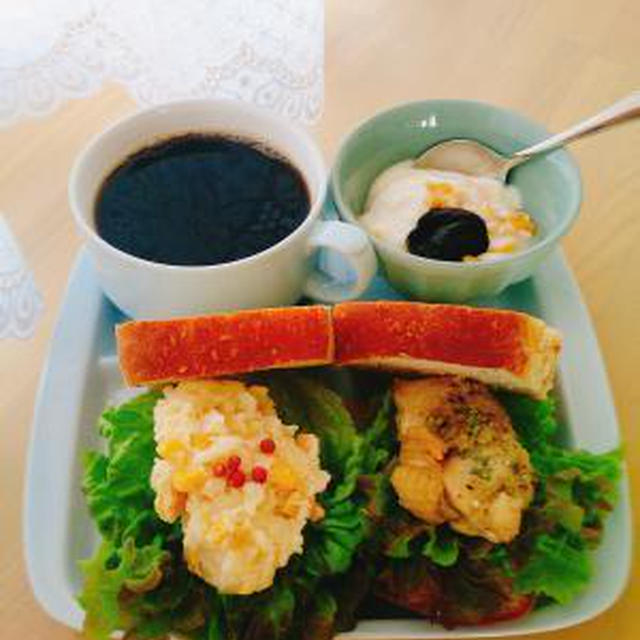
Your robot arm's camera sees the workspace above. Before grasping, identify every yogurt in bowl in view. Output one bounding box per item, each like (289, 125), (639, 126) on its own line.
(360, 161), (536, 262)
(331, 99), (582, 302)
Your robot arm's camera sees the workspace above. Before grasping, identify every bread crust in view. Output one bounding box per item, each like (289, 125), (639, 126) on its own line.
(333, 302), (561, 399)
(116, 301), (560, 398)
(117, 306), (333, 386)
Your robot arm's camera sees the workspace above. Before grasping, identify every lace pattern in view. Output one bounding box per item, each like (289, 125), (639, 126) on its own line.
(0, 0), (324, 125)
(0, 217), (43, 340)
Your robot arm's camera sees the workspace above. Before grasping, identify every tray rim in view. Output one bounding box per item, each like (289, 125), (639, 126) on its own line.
(23, 248), (632, 638)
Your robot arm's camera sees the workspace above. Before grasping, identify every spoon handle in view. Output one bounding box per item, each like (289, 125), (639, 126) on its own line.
(513, 91), (640, 160)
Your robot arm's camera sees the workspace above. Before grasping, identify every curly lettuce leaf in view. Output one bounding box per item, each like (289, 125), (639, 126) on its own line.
(80, 538), (207, 640)
(326, 391), (394, 504)
(494, 392), (622, 602)
(375, 513), (459, 568)
(80, 391), (204, 639)
(361, 393), (395, 472)
(268, 374), (368, 576)
(533, 447), (621, 543)
(266, 379), (397, 630)
(329, 437), (365, 503)
(266, 375), (395, 581)
(265, 374), (357, 476)
(499, 393), (621, 487)
(513, 533), (591, 604)
(82, 390), (176, 546)
(500, 392), (622, 541)
(78, 538), (168, 640)
(496, 391), (558, 450)
(303, 500), (368, 576)
(422, 527), (460, 567)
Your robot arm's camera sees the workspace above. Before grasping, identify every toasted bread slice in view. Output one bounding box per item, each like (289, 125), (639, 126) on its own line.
(117, 306), (333, 386)
(333, 302), (561, 398)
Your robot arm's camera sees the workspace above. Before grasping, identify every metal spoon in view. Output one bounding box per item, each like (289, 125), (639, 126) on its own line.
(415, 91), (640, 181)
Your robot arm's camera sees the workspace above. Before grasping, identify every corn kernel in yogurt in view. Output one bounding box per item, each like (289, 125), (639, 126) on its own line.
(360, 160), (536, 261)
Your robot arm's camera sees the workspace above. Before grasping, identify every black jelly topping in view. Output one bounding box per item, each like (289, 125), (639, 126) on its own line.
(406, 208), (490, 262)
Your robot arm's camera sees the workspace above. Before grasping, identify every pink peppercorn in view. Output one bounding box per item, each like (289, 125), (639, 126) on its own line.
(259, 438), (276, 454)
(251, 466), (268, 483)
(227, 469), (246, 488)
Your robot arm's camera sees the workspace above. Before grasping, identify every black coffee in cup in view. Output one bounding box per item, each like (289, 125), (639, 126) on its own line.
(95, 134), (310, 266)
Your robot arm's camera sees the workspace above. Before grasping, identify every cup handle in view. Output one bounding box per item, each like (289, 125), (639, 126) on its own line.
(302, 220), (377, 302)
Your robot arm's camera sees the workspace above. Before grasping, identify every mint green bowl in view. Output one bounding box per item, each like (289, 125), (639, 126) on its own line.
(331, 100), (582, 301)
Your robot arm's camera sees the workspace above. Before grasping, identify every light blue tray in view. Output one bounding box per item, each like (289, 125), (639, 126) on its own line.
(24, 248), (631, 638)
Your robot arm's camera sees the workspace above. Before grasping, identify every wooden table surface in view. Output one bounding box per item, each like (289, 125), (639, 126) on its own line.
(1, 1), (638, 638)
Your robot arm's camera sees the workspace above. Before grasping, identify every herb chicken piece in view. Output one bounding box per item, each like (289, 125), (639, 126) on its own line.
(391, 376), (535, 543)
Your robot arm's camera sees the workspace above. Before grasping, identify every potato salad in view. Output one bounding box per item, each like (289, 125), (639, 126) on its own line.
(150, 380), (330, 595)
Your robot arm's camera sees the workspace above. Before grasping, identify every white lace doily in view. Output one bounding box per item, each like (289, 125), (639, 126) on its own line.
(0, 0), (324, 126)
(0, 216), (43, 340)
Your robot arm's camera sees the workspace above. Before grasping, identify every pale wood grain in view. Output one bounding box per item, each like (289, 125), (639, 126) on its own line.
(1, 1), (638, 638)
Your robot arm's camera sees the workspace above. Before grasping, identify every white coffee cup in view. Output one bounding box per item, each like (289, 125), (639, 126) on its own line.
(69, 99), (377, 318)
